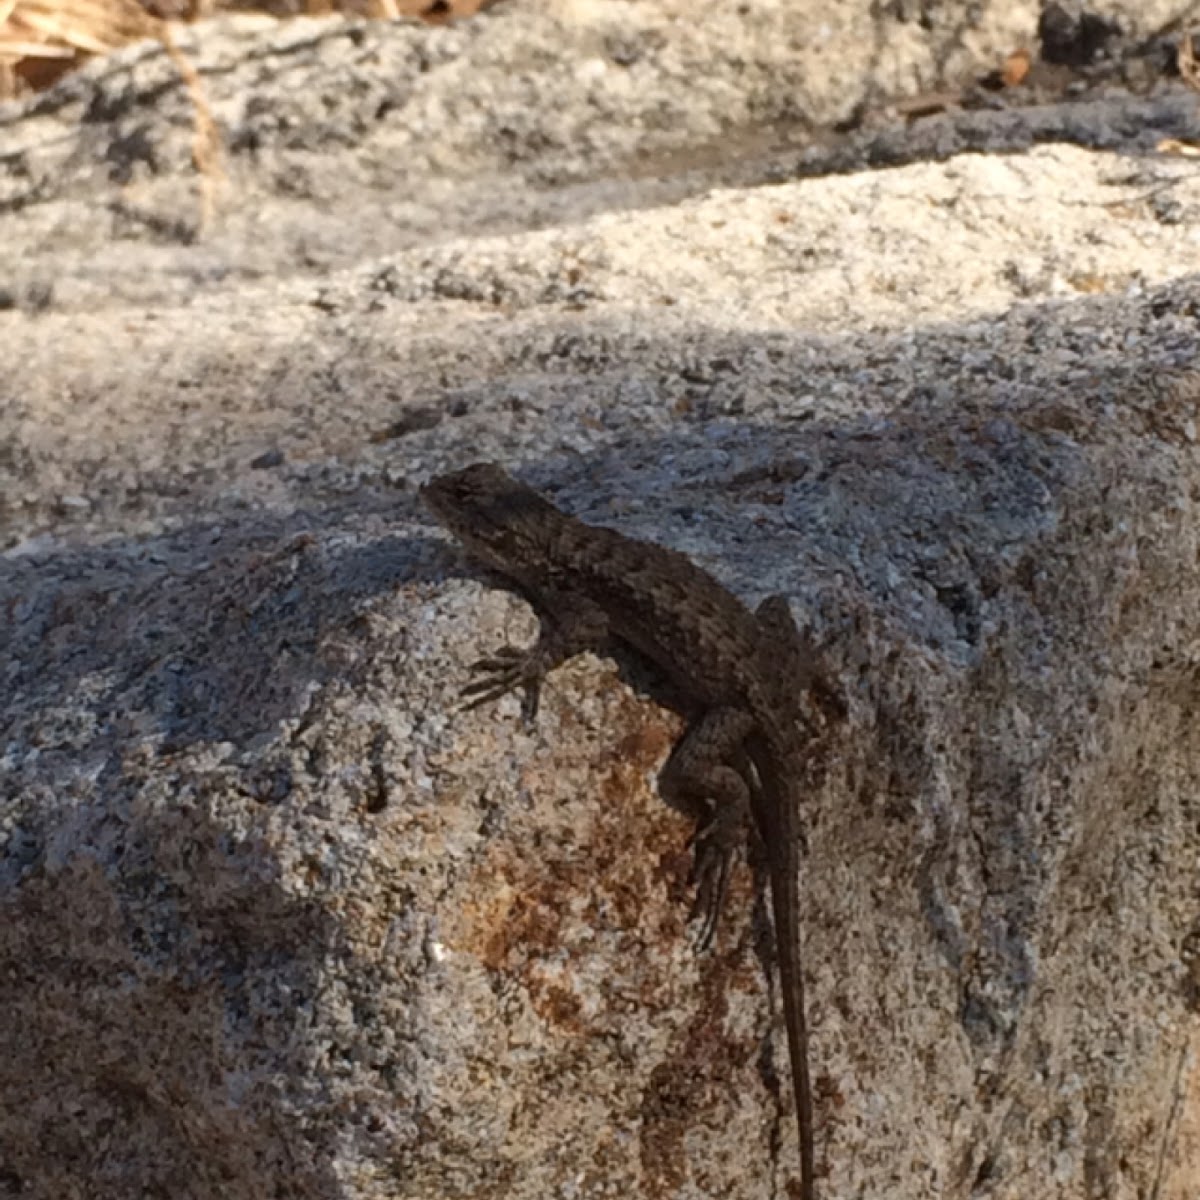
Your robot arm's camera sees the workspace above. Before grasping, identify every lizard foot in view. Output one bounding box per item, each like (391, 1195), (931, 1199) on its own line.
(687, 818), (738, 951)
(460, 644), (544, 722)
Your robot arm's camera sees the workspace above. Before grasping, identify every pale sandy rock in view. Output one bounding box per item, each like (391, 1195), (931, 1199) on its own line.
(2, 1), (1200, 1198)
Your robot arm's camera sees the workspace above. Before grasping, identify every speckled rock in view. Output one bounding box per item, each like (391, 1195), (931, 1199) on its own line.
(2, 1), (1200, 1198)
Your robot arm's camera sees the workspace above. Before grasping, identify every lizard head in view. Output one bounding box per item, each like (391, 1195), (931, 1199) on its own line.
(421, 461), (559, 574)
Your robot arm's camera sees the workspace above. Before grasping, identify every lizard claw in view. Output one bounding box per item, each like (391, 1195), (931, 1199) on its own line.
(468, 646), (527, 672)
(688, 825), (734, 952)
(460, 644), (544, 725)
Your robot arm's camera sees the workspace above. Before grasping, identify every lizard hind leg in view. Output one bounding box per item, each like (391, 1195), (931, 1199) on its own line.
(658, 707), (756, 950)
(687, 785), (749, 950)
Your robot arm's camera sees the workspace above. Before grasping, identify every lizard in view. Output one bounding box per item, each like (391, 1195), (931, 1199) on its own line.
(421, 461), (835, 1200)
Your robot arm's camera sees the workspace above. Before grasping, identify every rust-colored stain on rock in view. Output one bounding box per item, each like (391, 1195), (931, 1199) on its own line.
(449, 689), (698, 1037)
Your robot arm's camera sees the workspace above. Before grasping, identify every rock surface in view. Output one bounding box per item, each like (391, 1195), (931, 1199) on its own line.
(3, 1), (1200, 1197)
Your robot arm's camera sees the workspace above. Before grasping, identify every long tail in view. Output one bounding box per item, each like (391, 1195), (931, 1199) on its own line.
(769, 844), (815, 1200)
(748, 594), (818, 1197)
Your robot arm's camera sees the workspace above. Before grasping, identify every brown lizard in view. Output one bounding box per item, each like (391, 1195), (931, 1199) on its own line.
(422, 461), (834, 1199)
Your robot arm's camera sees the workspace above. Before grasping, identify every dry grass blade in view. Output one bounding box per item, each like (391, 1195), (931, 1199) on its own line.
(0, 0), (224, 230)
(1, 0), (155, 60)
(0, 38), (72, 55)
(1180, 28), (1200, 93)
(158, 19), (224, 230)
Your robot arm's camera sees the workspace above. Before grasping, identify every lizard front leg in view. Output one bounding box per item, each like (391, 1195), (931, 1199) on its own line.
(460, 589), (609, 722)
(658, 707), (757, 949)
